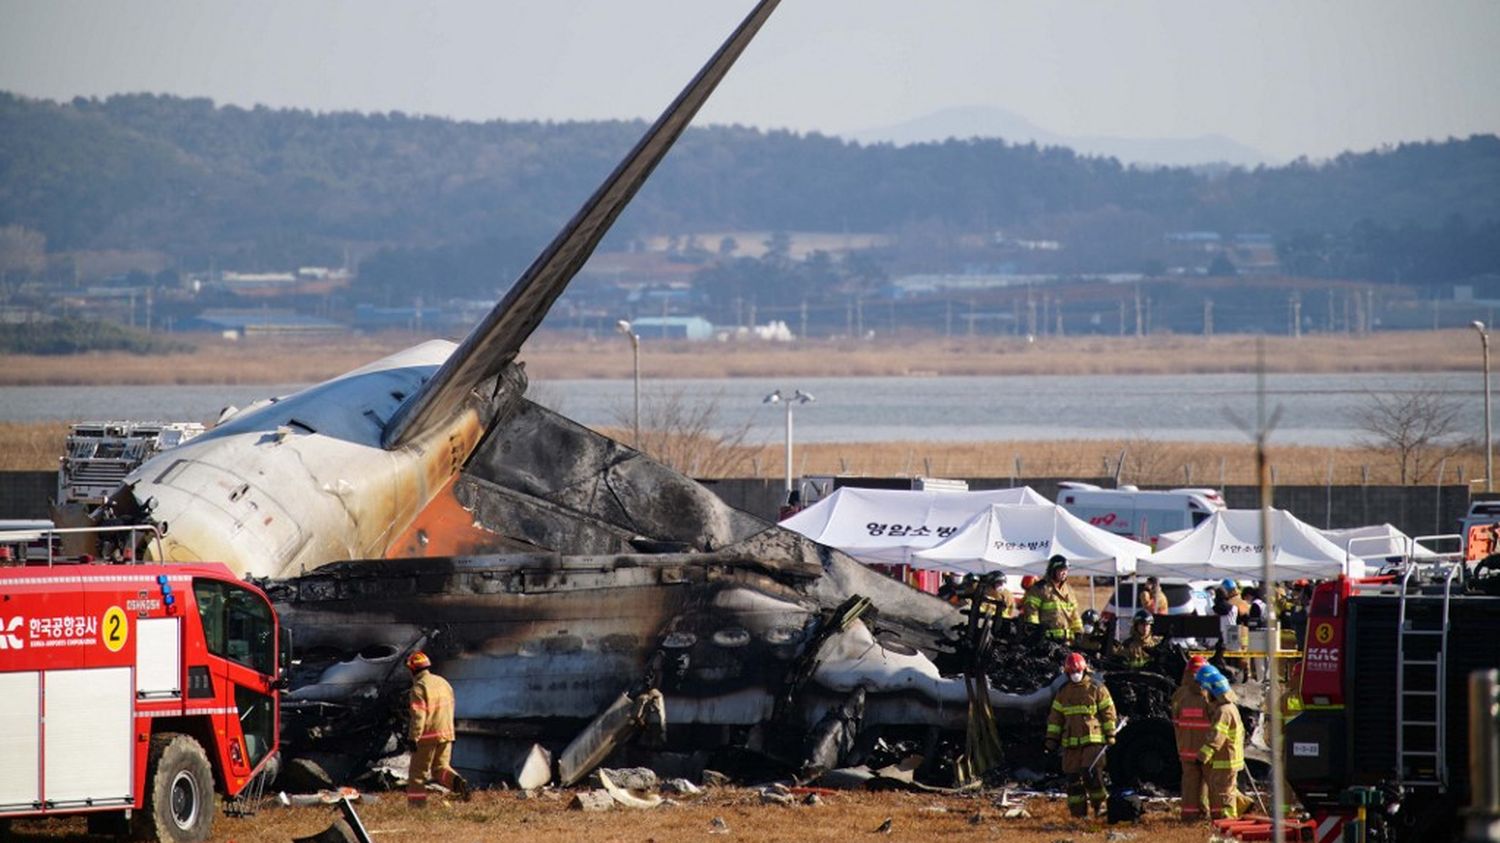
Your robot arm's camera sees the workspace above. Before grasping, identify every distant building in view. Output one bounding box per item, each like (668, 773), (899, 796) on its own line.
(630, 316), (715, 340)
(181, 309), (347, 338)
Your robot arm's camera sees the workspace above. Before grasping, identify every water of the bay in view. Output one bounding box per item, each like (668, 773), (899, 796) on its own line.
(1, 372), (1481, 448)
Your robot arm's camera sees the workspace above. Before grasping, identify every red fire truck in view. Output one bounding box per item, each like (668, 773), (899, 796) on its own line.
(0, 526), (285, 842)
(1285, 559), (1500, 842)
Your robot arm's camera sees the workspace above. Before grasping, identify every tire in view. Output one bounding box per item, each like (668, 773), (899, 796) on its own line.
(134, 733), (215, 843)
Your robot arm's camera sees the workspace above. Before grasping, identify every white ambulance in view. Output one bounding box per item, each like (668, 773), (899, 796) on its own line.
(1056, 482), (1225, 546)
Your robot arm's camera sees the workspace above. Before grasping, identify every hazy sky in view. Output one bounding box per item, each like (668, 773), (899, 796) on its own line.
(2, 0), (1497, 161)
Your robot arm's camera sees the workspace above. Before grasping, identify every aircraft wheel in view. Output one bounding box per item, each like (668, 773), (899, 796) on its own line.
(135, 733), (215, 842)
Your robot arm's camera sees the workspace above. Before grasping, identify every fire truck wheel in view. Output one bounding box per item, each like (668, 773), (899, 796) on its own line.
(135, 733), (215, 843)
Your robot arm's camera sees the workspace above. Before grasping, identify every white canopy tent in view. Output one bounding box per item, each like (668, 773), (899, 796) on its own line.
(1320, 523), (1438, 560)
(780, 486), (1050, 566)
(1137, 508), (1367, 580)
(912, 503), (1150, 576)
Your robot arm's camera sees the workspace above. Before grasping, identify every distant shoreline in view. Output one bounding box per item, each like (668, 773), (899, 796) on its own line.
(0, 329), (1481, 386)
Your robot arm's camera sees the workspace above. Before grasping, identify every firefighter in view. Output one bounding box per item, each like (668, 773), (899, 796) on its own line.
(1045, 651), (1117, 819)
(405, 651), (471, 806)
(1195, 663), (1252, 820)
(979, 575), (1016, 619)
(1140, 575), (1170, 615)
(1023, 555), (1083, 642)
(1171, 655), (1211, 821)
(1117, 609), (1161, 669)
(1074, 609), (1111, 655)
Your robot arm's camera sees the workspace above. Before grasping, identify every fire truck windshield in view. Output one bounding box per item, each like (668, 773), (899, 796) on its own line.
(192, 578), (276, 676)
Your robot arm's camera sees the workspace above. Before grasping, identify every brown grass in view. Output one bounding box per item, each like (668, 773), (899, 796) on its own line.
(588, 430), (1472, 488)
(0, 787), (1216, 842)
(0, 329), (1486, 385)
(0, 422), (69, 472)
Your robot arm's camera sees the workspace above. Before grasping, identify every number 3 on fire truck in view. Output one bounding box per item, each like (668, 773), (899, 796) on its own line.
(102, 605), (128, 653)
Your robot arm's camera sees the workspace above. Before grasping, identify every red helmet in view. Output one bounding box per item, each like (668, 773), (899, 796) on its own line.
(406, 651), (431, 671)
(1064, 652), (1087, 674)
(1021, 575), (1038, 589)
(1189, 654), (1209, 672)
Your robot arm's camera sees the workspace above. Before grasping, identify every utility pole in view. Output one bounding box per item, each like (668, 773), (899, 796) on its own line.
(1133, 285), (1143, 337)
(799, 299), (808, 341)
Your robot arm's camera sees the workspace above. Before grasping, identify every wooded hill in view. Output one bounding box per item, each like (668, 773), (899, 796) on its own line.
(2, 92), (1498, 293)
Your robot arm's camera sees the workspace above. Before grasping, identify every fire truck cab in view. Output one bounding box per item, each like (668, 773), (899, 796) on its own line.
(0, 527), (284, 842)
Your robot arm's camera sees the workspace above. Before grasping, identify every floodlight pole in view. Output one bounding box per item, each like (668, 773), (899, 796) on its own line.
(1474, 321), (1493, 492)
(617, 320), (641, 448)
(764, 389), (815, 494)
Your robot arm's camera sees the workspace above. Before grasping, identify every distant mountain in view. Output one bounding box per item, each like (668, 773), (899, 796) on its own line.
(850, 105), (1270, 168)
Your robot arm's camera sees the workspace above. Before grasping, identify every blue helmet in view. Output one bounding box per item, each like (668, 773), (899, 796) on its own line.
(1195, 664), (1231, 699)
(1220, 578), (1238, 592)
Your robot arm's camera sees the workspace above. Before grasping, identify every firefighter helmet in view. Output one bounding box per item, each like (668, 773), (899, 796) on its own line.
(406, 651), (431, 671)
(1064, 651), (1088, 674)
(1046, 555), (1069, 575)
(1195, 664), (1231, 698)
(1021, 575), (1038, 589)
(1188, 654), (1208, 672)
(1133, 608), (1154, 624)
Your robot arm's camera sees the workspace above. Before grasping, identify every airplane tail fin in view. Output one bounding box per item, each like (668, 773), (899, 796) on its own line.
(383, 0), (781, 448)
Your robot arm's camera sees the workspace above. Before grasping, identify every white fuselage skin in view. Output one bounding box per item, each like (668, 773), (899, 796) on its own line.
(124, 341), (486, 579)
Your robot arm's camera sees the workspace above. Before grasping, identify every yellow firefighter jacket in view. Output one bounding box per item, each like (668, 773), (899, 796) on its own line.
(1118, 630), (1161, 669)
(1197, 694), (1245, 771)
(409, 669), (456, 743)
(1023, 580), (1083, 640)
(1046, 675), (1117, 749)
(1171, 682), (1212, 760)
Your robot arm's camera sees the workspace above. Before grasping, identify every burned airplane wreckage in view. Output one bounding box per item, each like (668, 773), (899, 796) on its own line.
(89, 0), (1207, 793)
(272, 398), (1192, 791)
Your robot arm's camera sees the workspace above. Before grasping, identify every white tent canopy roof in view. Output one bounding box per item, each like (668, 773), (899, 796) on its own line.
(1320, 523), (1437, 560)
(912, 503), (1150, 576)
(1138, 508), (1366, 580)
(780, 486), (1050, 566)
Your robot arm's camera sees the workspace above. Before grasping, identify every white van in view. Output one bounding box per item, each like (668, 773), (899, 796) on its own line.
(1056, 483), (1225, 546)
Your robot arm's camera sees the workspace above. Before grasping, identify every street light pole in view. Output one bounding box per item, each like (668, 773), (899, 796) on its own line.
(616, 320), (640, 448)
(1474, 321), (1493, 491)
(764, 389), (814, 494)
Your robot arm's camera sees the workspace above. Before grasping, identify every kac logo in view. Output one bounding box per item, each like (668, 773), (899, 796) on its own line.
(0, 616), (23, 649)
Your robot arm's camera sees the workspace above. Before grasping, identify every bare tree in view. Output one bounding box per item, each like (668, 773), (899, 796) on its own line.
(611, 388), (753, 478)
(1354, 388), (1470, 484)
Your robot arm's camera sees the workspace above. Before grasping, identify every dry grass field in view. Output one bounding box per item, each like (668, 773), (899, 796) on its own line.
(0, 787), (1219, 843)
(0, 328), (1485, 386)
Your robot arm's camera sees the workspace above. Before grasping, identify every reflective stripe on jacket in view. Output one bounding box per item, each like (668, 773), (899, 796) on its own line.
(409, 669), (456, 743)
(1023, 581), (1083, 639)
(1046, 676), (1117, 748)
(1170, 683), (1211, 760)
(1197, 697), (1244, 770)
(1119, 632), (1160, 669)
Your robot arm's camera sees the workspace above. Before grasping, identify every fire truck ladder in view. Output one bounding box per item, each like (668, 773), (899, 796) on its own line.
(1393, 561), (1460, 790)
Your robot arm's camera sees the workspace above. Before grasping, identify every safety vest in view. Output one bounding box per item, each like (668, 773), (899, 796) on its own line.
(1197, 696), (1245, 771)
(409, 669), (456, 743)
(1023, 580), (1083, 640)
(1170, 683), (1212, 760)
(1047, 677), (1117, 749)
